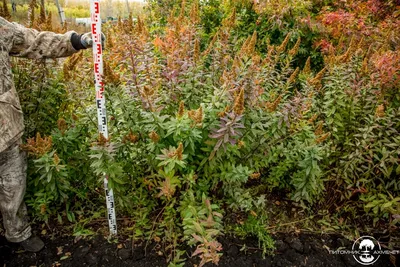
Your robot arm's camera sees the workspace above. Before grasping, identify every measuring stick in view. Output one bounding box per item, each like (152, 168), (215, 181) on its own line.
(90, 0), (117, 235)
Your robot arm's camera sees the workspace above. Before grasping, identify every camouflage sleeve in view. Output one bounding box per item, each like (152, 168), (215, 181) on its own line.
(9, 21), (85, 59)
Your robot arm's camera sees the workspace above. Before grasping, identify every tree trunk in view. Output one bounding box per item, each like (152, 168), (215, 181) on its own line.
(2, 0), (11, 20)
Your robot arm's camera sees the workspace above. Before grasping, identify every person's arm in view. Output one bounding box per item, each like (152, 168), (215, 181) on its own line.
(8, 19), (86, 59)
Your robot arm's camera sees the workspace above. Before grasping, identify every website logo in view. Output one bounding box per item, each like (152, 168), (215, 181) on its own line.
(328, 235), (399, 265)
(352, 236), (381, 265)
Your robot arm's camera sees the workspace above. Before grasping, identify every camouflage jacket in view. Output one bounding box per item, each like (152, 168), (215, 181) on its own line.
(0, 16), (84, 152)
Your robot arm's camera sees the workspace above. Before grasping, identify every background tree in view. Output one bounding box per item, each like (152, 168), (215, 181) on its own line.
(1, 0), (11, 19)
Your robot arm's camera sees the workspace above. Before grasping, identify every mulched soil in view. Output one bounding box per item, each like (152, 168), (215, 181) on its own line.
(1, 232), (398, 267)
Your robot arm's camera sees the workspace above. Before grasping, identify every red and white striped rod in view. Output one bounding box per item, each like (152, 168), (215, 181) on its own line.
(90, 0), (117, 235)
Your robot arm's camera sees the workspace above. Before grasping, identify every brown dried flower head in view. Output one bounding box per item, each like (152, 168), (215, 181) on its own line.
(117, 16), (123, 29)
(28, 0), (37, 27)
(38, 0), (46, 24)
(195, 106), (203, 124)
(238, 139), (245, 148)
(149, 131), (160, 143)
(309, 67), (327, 86)
(97, 133), (110, 146)
(193, 39), (200, 62)
(277, 33), (291, 53)
(308, 114), (318, 124)
(142, 86), (155, 97)
(375, 104), (385, 118)
(222, 8), (236, 28)
(266, 95), (282, 112)
(53, 152), (60, 165)
(220, 69), (229, 85)
(289, 37), (301, 56)
(176, 142), (184, 160)
(314, 121), (324, 136)
(123, 131), (139, 144)
(167, 150), (176, 158)
(40, 204), (46, 215)
(202, 31), (218, 57)
(264, 44), (275, 63)
(288, 67), (300, 84)
(233, 88), (245, 115)
(250, 172), (261, 179)
(218, 106), (230, 118)
(106, 31), (114, 49)
(177, 100), (185, 118)
(20, 132), (52, 157)
(63, 51), (83, 80)
(316, 132), (330, 144)
(338, 37), (356, 63)
(190, 1), (200, 24)
(45, 11), (53, 31)
(362, 56), (369, 74)
(61, 21), (68, 33)
(179, 0), (186, 20)
(157, 177), (176, 200)
(246, 31), (257, 56)
(188, 106), (203, 126)
(57, 118), (67, 134)
(232, 55), (242, 71)
(240, 36), (251, 55)
(188, 110), (196, 120)
(252, 55), (261, 65)
(126, 13), (134, 32)
(303, 57), (311, 75)
(104, 61), (120, 85)
(136, 16), (146, 35)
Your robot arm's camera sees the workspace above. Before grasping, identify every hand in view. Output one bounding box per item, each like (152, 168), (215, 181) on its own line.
(80, 32), (106, 49)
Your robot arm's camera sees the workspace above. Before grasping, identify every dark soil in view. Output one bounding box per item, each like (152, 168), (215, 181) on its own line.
(1, 232), (398, 267)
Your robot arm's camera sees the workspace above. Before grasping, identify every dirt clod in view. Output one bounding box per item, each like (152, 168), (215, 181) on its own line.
(85, 252), (98, 265)
(288, 238), (303, 253)
(226, 245), (239, 257)
(74, 245), (90, 258)
(275, 239), (289, 252)
(118, 248), (131, 260)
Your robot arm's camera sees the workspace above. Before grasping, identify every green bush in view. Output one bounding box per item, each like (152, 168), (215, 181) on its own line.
(10, 0), (400, 265)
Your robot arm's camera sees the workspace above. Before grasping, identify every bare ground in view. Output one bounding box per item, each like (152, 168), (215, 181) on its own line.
(1, 232), (398, 267)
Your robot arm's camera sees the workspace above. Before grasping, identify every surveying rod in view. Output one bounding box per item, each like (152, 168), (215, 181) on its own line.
(90, 0), (118, 235)
(54, 0), (66, 25)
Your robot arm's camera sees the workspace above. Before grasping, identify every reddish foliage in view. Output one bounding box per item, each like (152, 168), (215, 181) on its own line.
(371, 51), (400, 90)
(318, 9), (369, 37)
(314, 39), (334, 54)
